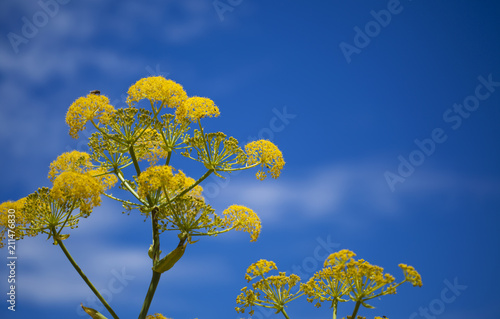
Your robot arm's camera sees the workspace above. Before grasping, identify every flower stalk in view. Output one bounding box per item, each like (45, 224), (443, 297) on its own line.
(52, 227), (119, 319)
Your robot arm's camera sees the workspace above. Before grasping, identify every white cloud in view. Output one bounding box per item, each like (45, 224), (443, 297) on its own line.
(206, 159), (500, 225)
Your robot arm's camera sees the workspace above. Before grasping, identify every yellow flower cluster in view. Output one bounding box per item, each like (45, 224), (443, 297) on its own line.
(145, 314), (170, 319)
(48, 151), (92, 181)
(236, 260), (303, 316)
(222, 205), (261, 242)
(136, 128), (169, 165)
(324, 249), (357, 267)
(48, 151), (116, 214)
(66, 93), (116, 138)
(126, 76), (187, 109)
(399, 264), (423, 287)
(253, 272), (301, 292)
(51, 172), (102, 213)
(245, 259), (278, 280)
(136, 166), (203, 201)
(301, 263), (350, 308)
(345, 259), (396, 300)
(245, 140), (285, 180)
(175, 97), (220, 123)
(0, 198), (28, 247)
(137, 165), (174, 199)
(302, 249), (422, 314)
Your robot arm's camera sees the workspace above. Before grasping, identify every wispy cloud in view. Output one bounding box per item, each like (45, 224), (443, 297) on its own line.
(208, 159), (500, 225)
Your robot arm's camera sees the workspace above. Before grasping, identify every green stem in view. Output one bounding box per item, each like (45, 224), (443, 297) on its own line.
(198, 119), (212, 161)
(138, 208), (162, 319)
(350, 300), (361, 319)
(129, 146), (142, 177)
(114, 169), (147, 205)
(102, 192), (139, 207)
(52, 228), (119, 319)
(137, 271), (162, 319)
(280, 308), (291, 319)
(165, 151), (172, 166)
(332, 299), (338, 319)
(220, 162), (260, 172)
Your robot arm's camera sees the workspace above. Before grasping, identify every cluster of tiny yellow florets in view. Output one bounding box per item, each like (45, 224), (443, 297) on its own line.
(66, 93), (116, 138)
(175, 96), (220, 123)
(301, 249), (422, 313)
(48, 150), (93, 180)
(136, 128), (170, 165)
(136, 165), (175, 199)
(126, 76), (188, 109)
(51, 171), (103, 215)
(47, 151), (117, 214)
(136, 166), (203, 202)
(0, 198), (28, 247)
(345, 259), (396, 301)
(222, 205), (261, 242)
(245, 259), (277, 280)
(399, 264), (423, 287)
(324, 249), (357, 267)
(245, 140), (285, 180)
(236, 259), (303, 316)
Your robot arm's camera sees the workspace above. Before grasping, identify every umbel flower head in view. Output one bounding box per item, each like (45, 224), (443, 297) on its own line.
(236, 259), (303, 316)
(245, 140), (285, 180)
(126, 76), (188, 110)
(301, 249), (422, 313)
(136, 165), (204, 211)
(66, 93), (116, 138)
(48, 151), (117, 215)
(221, 205), (261, 242)
(175, 96), (220, 123)
(0, 198), (28, 247)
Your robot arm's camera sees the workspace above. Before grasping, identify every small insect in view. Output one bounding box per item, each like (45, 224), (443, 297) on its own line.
(89, 90), (101, 95)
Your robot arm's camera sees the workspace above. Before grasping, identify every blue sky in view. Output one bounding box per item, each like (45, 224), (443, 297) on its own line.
(1, 0), (500, 318)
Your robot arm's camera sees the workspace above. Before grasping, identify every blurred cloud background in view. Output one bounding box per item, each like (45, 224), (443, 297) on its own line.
(1, 0), (499, 318)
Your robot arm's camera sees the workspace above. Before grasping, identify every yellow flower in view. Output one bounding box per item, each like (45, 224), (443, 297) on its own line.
(399, 264), (423, 287)
(222, 205), (261, 242)
(237, 260), (303, 317)
(245, 140), (285, 180)
(48, 152), (117, 213)
(51, 171), (104, 215)
(66, 93), (116, 138)
(304, 249), (421, 316)
(345, 258), (396, 301)
(245, 259), (278, 280)
(136, 128), (169, 165)
(48, 151), (118, 215)
(0, 198), (29, 247)
(126, 76), (187, 109)
(301, 263), (350, 307)
(324, 249), (357, 267)
(136, 165), (175, 199)
(175, 96), (220, 123)
(48, 151), (92, 181)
